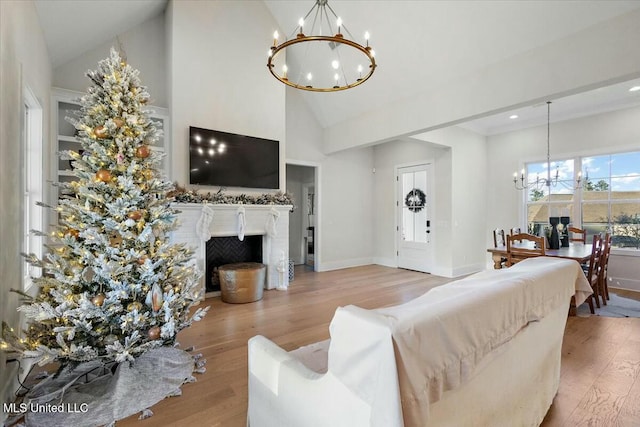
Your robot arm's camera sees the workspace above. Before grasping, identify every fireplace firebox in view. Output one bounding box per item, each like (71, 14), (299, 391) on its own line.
(206, 235), (263, 292)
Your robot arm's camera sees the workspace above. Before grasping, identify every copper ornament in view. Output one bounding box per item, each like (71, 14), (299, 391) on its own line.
(148, 326), (161, 340)
(96, 169), (112, 182)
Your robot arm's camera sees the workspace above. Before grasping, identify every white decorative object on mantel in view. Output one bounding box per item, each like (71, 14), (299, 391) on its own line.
(170, 203), (292, 298)
(265, 207), (280, 238)
(196, 204), (214, 241)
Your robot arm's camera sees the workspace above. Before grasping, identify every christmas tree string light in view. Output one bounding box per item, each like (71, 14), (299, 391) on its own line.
(1, 48), (208, 367)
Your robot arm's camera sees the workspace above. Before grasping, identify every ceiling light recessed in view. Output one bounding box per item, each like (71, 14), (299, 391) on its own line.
(629, 86), (640, 92)
(509, 114), (518, 119)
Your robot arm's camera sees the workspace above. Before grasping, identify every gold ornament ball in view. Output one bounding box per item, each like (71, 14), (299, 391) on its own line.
(128, 210), (143, 221)
(137, 255), (148, 265)
(127, 301), (142, 312)
(135, 145), (151, 159)
(92, 293), (106, 307)
(148, 326), (161, 340)
(113, 117), (125, 128)
(66, 228), (79, 239)
(96, 169), (112, 182)
(142, 169), (153, 180)
(94, 125), (107, 139)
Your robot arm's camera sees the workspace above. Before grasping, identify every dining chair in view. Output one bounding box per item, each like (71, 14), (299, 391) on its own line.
(493, 228), (507, 267)
(506, 233), (545, 267)
(510, 227), (522, 243)
(568, 226), (587, 244)
(584, 234), (603, 312)
(493, 229), (506, 247)
(598, 232), (612, 304)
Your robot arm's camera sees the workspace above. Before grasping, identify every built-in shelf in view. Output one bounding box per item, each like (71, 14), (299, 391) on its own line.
(51, 87), (171, 203)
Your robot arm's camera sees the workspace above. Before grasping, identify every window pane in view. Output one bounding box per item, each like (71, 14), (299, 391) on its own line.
(582, 202), (609, 224)
(611, 202), (640, 248)
(528, 204), (549, 224)
(611, 178), (640, 199)
(526, 159), (575, 200)
(583, 224), (608, 244)
(548, 203), (574, 220)
(583, 177), (610, 200)
(548, 193), (575, 204)
(612, 174), (640, 192)
(610, 151), (640, 177)
(583, 155), (610, 180)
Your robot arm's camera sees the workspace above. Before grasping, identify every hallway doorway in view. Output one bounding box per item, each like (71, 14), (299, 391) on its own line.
(286, 163), (318, 271)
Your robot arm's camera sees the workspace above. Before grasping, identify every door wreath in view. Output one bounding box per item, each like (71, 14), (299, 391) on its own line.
(405, 188), (426, 212)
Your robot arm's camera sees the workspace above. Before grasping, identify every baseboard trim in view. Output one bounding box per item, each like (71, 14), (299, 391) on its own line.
(318, 257), (373, 272)
(372, 257), (397, 268)
(608, 276), (640, 293)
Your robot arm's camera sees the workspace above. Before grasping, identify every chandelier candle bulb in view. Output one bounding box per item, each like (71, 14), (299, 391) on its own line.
(273, 31), (279, 46)
(336, 17), (342, 35)
(365, 31), (370, 47)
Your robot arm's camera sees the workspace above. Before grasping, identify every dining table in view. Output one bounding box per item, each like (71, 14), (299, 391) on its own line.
(487, 242), (592, 270)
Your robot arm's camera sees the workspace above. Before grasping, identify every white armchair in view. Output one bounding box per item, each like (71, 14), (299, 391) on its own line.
(247, 258), (592, 427)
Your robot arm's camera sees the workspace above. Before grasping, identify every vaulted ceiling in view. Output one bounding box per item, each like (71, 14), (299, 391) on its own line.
(34, 0), (640, 135)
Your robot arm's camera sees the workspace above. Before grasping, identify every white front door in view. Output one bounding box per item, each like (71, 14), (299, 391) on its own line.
(397, 164), (432, 273)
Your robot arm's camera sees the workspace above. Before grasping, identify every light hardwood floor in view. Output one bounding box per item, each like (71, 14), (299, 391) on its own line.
(117, 265), (640, 427)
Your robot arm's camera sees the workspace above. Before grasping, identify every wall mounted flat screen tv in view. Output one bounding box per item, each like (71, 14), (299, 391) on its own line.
(189, 126), (280, 189)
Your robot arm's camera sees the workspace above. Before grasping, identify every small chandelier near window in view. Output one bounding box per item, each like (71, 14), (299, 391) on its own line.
(267, 0), (377, 92)
(513, 101), (587, 191)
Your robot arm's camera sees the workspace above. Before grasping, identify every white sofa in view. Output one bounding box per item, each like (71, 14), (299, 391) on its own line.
(247, 257), (592, 427)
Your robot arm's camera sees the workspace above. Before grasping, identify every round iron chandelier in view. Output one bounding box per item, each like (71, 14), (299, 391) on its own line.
(267, 0), (377, 92)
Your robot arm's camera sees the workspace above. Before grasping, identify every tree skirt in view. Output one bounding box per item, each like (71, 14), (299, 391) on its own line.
(22, 346), (198, 427)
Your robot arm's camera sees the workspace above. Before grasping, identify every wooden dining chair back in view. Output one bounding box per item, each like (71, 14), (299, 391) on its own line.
(598, 233), (612, 304)
(506, 233), (545, 267)
(509, 227), (522, 243)
(493, 229), (506, 247)
(568, 226), (587, 244)
(584, 234), (603, 312)
(492, 228), (507, 268)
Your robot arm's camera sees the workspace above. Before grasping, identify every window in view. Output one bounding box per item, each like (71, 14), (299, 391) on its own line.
(524, 150), (640, 251)
(22, 85), (44, 290)
(582, 152), (640, 249)
(525, 158), (577, 236)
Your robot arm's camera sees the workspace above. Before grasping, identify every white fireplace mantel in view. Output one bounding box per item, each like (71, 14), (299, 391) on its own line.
(170, 203), (291, 299)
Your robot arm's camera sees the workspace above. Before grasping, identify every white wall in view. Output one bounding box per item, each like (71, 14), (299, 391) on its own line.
(487, 105), (640, 290)
(285, 87), (375, 271)
(412, 126), (488, 277)
(319, 147), (375, 270)
(0, 0), (52, 413)
(372, 139), (451, 272)
(168, 0), (285, 192)
(285, 88), (326, 164)
(53, 13), (167, 107)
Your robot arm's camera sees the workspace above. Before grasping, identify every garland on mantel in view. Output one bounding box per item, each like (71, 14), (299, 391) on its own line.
(168, 183), (295, 208)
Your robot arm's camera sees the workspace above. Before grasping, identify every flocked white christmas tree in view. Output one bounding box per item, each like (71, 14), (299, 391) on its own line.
(2, 48), (207, 368)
